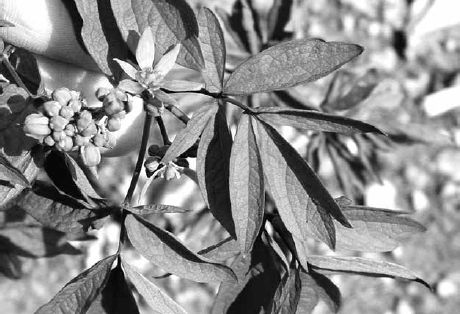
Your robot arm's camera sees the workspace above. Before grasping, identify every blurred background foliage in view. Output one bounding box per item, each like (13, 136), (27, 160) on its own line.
(2, 0), (460, 313)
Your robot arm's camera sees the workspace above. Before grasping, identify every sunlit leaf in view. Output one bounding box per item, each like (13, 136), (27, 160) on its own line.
(122, 261), (186, 314)
(0, 152), (30, 187)
(230, 115), (264, 252)
(36, 255), (116, 314)
(198, 237), (240, 262)
(125, 214), (235, 283)
(128, 204), (191, 215)
(198, 8), (226, 93)
(224, 39), (363, 95)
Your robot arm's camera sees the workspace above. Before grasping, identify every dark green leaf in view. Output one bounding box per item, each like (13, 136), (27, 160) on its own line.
(255, 107), (384, 135)
(224, 39), (363, 95)
(0, 225), (80, 258)
(198, 237), (240, 262)
(267, 0), (293, 41)
(128, 204), (191, 215)
(6, 47), (42, 94)
(74, 0), (129, 77)
(268, 267), (301, 314)
(87, 265), (140, 314)
(162, 103), (217, 164)
(64, 153), (103, 200)
(130, 0), (204, 71)
(0, 252), (22, 279)
(36, 255), (117, 314)
(122, 261), (187, 314)
(308, 255), (430, 288)
(198, 8), (226, 93)
(230, 115), (264, 252)
(0, 152), (30, 187)
(197, 104), (235, 238)
(296, 271), (341, 314)
(212, 237), (282, 314)
(16, 183), (109, 236)
(125, 214), (235, 283)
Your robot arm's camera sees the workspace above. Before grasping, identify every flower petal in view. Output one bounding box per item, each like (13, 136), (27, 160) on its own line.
(136, 27), (156, 70)
(118, 79), (145, 95)
(114, 59), (138, 80)
(154, 44), (181, 78)
(161, 80), (204, 91)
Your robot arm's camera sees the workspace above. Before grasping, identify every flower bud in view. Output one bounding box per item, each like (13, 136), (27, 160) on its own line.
(64, 124), (76, 137)
(81, 144), (101, 167)
(74, 135), (91, 147)
(49, 116), (69, 131)
(144, 156), (161, 173)
(96, 87), (111, 101)
(52, 131), (66, 141)
(77, 110), (93, 131)
(103, 95), (124, 115)
(56, 136), (73, 152)
(107, 117), (122, 132)
(148, 144), (161, 156)
(59, 106), (74, 120)
(68, 99), (82, 113)
(93, 133), (105, 147)
(103, 132), (117, 149)
(111, 110), (126, 120)
(43, 135), (55, 147)
(114, 89), (128, 101)
(23, 113), (51, 140)
(52, 87), (72, 106)
(43, 100), (62, 117)
(81, 121), (98, 137)
(164, 164), (179, 180)
(70, 90), (80, 101)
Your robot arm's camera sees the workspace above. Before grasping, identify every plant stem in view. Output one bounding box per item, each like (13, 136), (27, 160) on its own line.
(155, 116), (171, 145)
(1, 46), (33, 96)
(222, 96), (255, 113)
(164, 102), (190, 124)
(118, 110), (153, 250)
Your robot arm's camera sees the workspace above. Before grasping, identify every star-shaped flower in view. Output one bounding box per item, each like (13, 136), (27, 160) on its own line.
(114, 27), (203, 96)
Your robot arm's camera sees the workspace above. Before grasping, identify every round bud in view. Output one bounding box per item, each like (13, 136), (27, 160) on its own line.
(144, 156), (161, 173)
(52, 87), (72, 106)
(43, 100), (62, 117)
(43, 135), (55, 147)
(103, 132), (117, 149)
(49, 116), (69, 131)
(64, 124), (76, 137)
(52, 131), (66, 141)
(103, 95), (124, 115)
(114, 89), (128, 101)
(111, 110), (126, 120)
(23, 113), (51, 140)
(81, 121), (98, 137)
(68, 99), (82, 113)
(81, 144), (101, 167)
(96, 87), (111, 101)
(164, 165), (179, 180)
(107, 117), (122, 132)
(74, 135), (91, 147)
(148, 144), (161, 156)
(70, 90), (80, 101)
(93, 133), (105, 147)
(56, 136), (73, 152)
(59, 106), (74, 120)
(77, 110), (93, 131)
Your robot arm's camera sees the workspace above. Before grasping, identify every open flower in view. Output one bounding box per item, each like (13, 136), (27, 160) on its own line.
(114, 27), (203, 97)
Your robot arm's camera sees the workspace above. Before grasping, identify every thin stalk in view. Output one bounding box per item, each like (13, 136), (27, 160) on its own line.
(1, 46), (33, 96)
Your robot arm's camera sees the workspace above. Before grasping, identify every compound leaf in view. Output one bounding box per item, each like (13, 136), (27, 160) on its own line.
(36, 255), (117, 314)
(125, 214), (235, 283)
(255, 107), (383, 135)
(198, 8), (226, 93)
(197, 104), (235, 238)
(224, 39), (363, 95)
(230, 115), (264, 252)
(122, 261), (186, 314)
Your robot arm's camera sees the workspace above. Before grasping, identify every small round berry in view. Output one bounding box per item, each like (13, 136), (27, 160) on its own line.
(52, 87), (72, 106)
(96, 87), (111, 101)
(43, 135), (55, 147)
(43, 100), (62, 117)
(148, 144), (161, 156)
(52, 131), (66, 141)
(81, 122), (98, 137)
(49, 116), (69, 131)
(107, 117), (122, 132)
(68, 99), (82, 113)
(81, 144), (101, 167)
(59, 106), (74, 120)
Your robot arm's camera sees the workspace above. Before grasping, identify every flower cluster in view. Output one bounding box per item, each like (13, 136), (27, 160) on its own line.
(23, 87), (130, 166)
